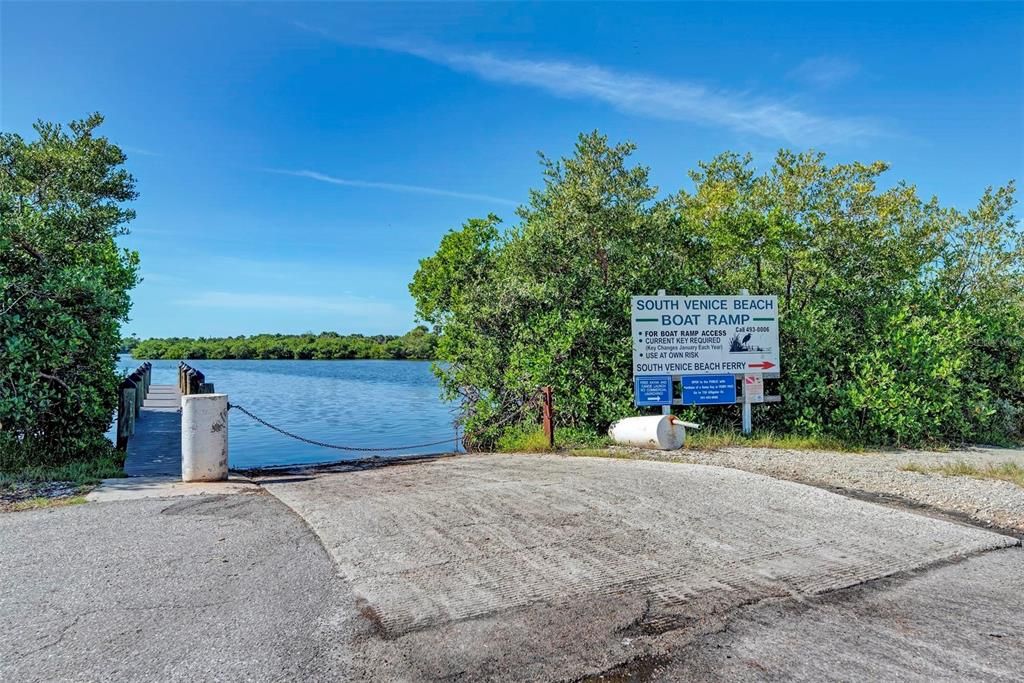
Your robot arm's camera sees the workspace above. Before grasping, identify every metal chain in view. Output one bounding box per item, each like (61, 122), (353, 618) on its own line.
(228, 403), (460, 452)
(227, 389), (543, 464)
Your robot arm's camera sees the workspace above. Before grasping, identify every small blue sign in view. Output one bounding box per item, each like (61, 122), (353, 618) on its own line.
(635, 375), (673, 406)
(681, 375), (737, 405)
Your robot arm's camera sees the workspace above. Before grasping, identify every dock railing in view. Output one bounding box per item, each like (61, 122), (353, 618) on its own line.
(116, 362), (152, 451)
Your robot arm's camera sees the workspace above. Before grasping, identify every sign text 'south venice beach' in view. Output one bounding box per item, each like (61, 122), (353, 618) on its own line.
(631, 295), (781, 376)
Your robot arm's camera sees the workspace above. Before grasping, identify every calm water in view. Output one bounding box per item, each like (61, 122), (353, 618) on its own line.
(115, 356), (461, 469)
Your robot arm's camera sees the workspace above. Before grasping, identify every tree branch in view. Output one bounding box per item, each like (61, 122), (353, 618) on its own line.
(11, 232), (47, 265)
(39, 372), (69, 391)
(0, 292), (28, 316)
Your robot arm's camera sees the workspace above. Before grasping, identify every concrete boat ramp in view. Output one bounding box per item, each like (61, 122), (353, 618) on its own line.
(258, 454), (1020, 680)
(7, 453), (1022, 681)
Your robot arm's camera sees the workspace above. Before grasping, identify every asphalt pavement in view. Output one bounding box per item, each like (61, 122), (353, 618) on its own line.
(0, 492), (351, 681)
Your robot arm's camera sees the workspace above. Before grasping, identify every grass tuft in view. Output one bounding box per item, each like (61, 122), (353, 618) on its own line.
(555, 426), (613, 450)
(498, 425), (864, 455)
(7, 495), (89, 512)
(496, 425), (554, 453)
(567, 448), (634, 460)
(497, 424), (615, 453)
(686, 428), (861, 452)
(0, 452), (125, 490)
(1, 452), (123, 513)
(900, 460), (1024, 487)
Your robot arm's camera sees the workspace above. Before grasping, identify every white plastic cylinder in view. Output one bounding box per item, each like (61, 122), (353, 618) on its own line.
(181, 393), (229, 482)
(608, 415), (689, 450)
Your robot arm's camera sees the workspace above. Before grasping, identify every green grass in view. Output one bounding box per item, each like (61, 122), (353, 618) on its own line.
(496, 425), (554, 453)
(497, 425), (863, 455)
(555, 426), (613, 449)
(0, 451), (125, 490)
(900, 460), (1024, 487)
(6, 494), (89, 512)
(685, 428), (862, 452)
(1, 452), (122, 513)
(567, 447), (632, 459)
(496, 424), (615, 453)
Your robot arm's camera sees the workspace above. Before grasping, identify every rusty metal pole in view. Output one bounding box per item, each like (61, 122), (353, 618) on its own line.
(541, 386), (554, 450)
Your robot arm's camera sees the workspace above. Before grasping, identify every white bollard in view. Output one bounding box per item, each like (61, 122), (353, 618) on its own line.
(608, 415), (700, 450)
(181, 393), (229, 482)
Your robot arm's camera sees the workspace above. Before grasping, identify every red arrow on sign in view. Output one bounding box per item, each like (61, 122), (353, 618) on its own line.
(748, 361), (775, 369)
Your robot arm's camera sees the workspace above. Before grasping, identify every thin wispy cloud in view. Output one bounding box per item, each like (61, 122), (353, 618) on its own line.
(138, 271), (184, 285)
(789, 56), (860, 88)
(389, 42), (878, 145)
(266, 168), (518, 206)
(177, 290), (398, 316)
(122, 145), (161, 157)
(290, 19), (334, 40)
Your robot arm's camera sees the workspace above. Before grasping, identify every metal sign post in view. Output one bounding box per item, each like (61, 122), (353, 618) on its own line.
(656, 289), (672, 415)
(741, 374), (765, 435)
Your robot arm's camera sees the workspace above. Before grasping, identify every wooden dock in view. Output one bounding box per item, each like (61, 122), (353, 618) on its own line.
(123, 384), (182, 477)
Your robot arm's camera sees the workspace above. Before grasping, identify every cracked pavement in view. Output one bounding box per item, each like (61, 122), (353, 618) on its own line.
(1, 454), (1022, 681)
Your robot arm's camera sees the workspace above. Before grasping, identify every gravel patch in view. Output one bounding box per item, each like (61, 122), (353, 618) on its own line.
(624, 446), (1024, 534)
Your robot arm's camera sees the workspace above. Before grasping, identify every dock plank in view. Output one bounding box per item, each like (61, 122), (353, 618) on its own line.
(124, 384), (182, 477)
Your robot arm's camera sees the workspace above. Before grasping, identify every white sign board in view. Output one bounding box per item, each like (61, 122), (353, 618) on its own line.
(744, 374), (765, 403)
(631, 295), (780, 376)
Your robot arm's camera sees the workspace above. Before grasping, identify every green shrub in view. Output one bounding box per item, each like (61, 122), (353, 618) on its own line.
(1, 114), (139, 466)
(411, 132), (1022, 448)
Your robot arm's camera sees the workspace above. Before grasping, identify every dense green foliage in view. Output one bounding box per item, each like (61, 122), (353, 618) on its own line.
(132, 327), (437, 361)
(1, 114), (139, 467)
(411, 132), (1023, 447)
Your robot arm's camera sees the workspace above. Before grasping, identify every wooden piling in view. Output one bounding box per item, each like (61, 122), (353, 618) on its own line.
(541, 386), (554, 449)
(129, 373), (143, 416)
(117, 382), (136, 451)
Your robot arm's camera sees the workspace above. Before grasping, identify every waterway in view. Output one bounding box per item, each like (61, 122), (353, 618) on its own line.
(113, 356), (461, 469)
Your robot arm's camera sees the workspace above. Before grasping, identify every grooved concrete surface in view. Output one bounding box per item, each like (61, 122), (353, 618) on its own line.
(669, 546), (1024, 681)
(124, 385), (181, 477)
(261, 454), (1017, 641)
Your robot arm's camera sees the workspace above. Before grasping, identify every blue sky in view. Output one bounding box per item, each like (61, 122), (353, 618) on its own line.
(3, 2), (1022, 338)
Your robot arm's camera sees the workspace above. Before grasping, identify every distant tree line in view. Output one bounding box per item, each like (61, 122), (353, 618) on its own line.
(131, 327), (437, 361)
(119, 334), (140, 354)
